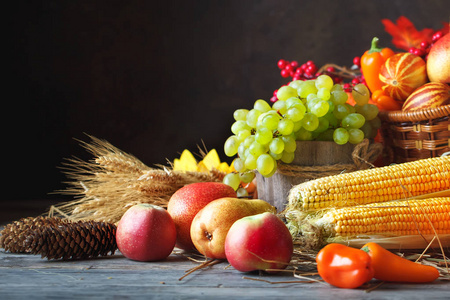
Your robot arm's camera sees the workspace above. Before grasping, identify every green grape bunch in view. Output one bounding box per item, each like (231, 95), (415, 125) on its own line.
(224, 75), (380, 180)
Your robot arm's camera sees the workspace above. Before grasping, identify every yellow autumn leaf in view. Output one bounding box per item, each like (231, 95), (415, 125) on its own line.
(196, 161), (210, 173)
(173, 149), (198, 172)
(201, 149), (221, 171)
(217, 162), (233, 173)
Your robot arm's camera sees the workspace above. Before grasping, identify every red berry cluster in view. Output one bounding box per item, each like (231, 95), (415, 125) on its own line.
(277, 59), (319, 80)
(408, 31), (444, 59)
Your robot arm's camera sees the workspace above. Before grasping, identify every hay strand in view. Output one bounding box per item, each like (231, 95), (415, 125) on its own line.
(49, 135), (225, 224)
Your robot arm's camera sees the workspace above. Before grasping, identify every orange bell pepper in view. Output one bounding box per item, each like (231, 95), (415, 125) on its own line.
(316, 243), (374, 289)
(371, 89), (402, 111)
(361, 37), (395, 93)
(361, 242), (440, 283)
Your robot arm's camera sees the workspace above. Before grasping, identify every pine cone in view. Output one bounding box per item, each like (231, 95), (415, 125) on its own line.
(1, 217), (117, 260)
(0, 216), (66, 253)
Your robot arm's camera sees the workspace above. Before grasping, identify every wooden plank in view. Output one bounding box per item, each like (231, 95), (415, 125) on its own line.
(1, 249), (449, 299)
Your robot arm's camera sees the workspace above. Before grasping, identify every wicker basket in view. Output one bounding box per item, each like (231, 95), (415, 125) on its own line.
(379, 104), (450, 164)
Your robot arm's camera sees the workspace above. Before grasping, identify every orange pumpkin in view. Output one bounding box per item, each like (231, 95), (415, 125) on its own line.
(402, 82), (450, 111)
(379, 53), (428, 102)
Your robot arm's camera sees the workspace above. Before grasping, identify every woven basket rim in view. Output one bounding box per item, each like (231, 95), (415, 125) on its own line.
(379, 104), (450, 123)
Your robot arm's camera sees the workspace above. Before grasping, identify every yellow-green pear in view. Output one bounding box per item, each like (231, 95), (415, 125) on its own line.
(190, 197), (276, 259)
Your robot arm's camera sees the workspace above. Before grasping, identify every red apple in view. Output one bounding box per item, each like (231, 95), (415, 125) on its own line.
(224, 212), (293, 273)
(427, 33), (450, 83)
(191, 198), (276, 259)
(116, 203), (176, 261)
(167, 182), (237, 251)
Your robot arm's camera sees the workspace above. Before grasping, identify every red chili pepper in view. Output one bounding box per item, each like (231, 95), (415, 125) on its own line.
(361, 37), (395, 94)
(361, 242), (440, 283)
(316, 243), (374, 289)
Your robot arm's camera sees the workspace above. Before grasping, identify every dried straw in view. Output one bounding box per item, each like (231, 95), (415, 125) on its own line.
(50, 135), (225, 224)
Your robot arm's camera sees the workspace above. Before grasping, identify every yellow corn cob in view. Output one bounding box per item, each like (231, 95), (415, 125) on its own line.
(287, 197), (450, 249)
(287, 156), (450, 212)
(318, 197), (450, 238)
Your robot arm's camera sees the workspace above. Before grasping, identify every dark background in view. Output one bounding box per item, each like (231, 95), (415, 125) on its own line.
(4, 0), (449, 205)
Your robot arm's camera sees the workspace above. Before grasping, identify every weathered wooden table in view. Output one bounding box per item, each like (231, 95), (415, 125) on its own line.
(1, 201), (449, 299)
(1, 248), (449, 300)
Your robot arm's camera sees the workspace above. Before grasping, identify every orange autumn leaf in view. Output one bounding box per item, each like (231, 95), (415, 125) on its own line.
(382, 16), (435, 50)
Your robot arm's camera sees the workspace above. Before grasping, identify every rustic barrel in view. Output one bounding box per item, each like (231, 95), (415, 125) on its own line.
(256, 141), (363, 211)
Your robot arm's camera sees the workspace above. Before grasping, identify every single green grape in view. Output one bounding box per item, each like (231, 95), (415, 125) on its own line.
(315, 74), (334, 90)
(297, 80), (318, 98)
(315, 117), (330, 133)
(269, 137), (285, 154)
(330, 90), (348, 105)
(330, 84), (344, 92)
(248, 141), (266, 157)
(348, 128), (365, 144)
(341, 113), (365, 129)
(286, 97), (305, 110)
(309, 100), (330, 117)
(223, 173), (241, 191)
(224, 135), (239, 156)
(239, 171), (255, 183)
(301, 112), (319, 131)
(295, 127), (314, 140)
(254, 99), (272, 112)
(255, 127), (273, 145)
(356, 103), (379, 121)
(233, 157), (245, 173)
(277, 86), (298, 101)
(333, 128), (349, 145)
(244, 154), (257, 170)
(288, 80), (303, 90)
(286, 107), (305, 122)
(246, 109), (262, 128)
(317, 88), (331, 101)
(280, 151), (295, 164)
(243, 135), (255, 148)
(236, 187), (249, 198)
(282, 135), (297, 152)
(256, 154), (276, 176)
(269, 150), (283, 160)
(233, 109), (249, 121)
(333, 104), (350, 119)
(231, 120), (251, 135)
(260, 113), (280, 131)
(236, 129), (251, 141)
(352, 83), (370, 106)
(278, 118), (294, 136)
(272, 100), (287, 114)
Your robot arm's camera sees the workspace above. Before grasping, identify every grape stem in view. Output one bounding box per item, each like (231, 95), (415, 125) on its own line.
(318, 63), (361, 80)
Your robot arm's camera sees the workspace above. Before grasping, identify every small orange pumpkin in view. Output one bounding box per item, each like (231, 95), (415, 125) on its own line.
(379, 53), (428, 102)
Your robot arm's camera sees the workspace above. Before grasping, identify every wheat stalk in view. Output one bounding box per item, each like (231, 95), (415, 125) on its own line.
(50, 135), (225, 224)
